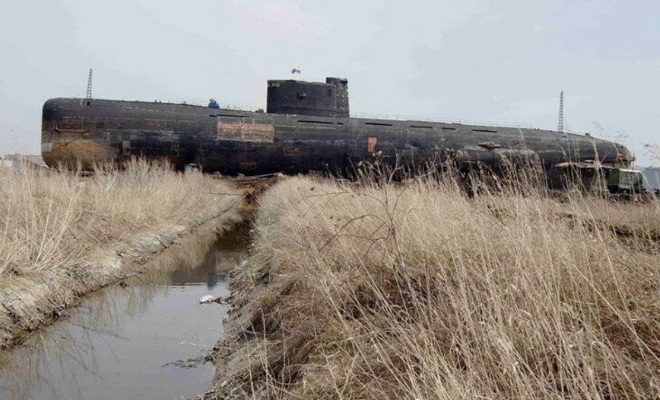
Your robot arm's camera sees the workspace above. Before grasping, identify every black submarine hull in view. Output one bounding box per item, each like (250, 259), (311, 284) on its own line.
(41, 97), (633, 188)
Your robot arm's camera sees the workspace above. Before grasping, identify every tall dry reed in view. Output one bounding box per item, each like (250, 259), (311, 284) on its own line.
(226, 175), (660, 399)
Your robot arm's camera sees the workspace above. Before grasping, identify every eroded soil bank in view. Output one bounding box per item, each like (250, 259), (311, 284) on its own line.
(0, 222), (250, 400)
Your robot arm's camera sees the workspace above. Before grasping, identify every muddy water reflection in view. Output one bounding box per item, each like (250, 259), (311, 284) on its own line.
(0, 225), (248, 400)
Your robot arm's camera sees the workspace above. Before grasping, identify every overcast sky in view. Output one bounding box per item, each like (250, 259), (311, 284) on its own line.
(1, 0), (658, 165)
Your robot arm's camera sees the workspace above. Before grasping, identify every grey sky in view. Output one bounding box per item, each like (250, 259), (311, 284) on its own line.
(1, 0), (658, 165)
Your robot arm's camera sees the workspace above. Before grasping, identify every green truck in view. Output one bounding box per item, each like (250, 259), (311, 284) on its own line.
(606, 168), (657, 200)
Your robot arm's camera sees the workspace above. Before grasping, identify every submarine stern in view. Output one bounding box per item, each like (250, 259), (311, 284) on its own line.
(41, 98), (121, 169)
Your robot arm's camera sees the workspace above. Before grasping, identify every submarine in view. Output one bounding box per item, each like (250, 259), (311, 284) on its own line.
(41, 76), (634, 189)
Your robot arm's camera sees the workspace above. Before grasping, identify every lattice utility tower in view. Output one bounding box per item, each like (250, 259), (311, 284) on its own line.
(557, 90), (564, 133)
(86, 68), (93, 99)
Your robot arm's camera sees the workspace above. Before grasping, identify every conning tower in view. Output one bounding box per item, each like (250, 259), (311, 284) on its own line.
(267, 77), (349, 117)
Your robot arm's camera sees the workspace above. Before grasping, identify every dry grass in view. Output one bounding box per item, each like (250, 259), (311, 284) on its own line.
(218, 175), (660, 399)
(0, 159), (242, 347)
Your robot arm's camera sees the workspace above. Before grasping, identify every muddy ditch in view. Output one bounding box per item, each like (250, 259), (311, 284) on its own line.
(0, 175), (279, 399)
(0, 222), (251, 400)
(0, 195), (243, 350)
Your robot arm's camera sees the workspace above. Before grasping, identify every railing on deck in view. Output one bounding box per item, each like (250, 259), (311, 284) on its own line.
(144, 98), (557, 131)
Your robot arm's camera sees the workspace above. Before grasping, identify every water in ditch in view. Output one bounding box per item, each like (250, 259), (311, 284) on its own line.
(0, 225), (249, 400)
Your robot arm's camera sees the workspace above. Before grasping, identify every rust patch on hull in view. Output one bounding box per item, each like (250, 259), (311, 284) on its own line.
(367, 136), (377, 153)
(217, 122), (275, 142)
(42, 139), (120, 169)
(238, 161), (259, 170)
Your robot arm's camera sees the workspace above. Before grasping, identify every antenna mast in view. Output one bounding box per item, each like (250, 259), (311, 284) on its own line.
(86, 68), (93, 99)
(557, 90), (564, 133)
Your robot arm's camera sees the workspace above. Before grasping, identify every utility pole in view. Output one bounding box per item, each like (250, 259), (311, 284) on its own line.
(86, 68), (93, 99)
(557, 90), (564, 133)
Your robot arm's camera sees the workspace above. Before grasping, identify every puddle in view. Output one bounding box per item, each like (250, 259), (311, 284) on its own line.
(0, 225), (249, 400)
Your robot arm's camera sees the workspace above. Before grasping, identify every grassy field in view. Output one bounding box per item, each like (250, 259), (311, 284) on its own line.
(0, 160), (242, 348)
(211, 175), (660, 399)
